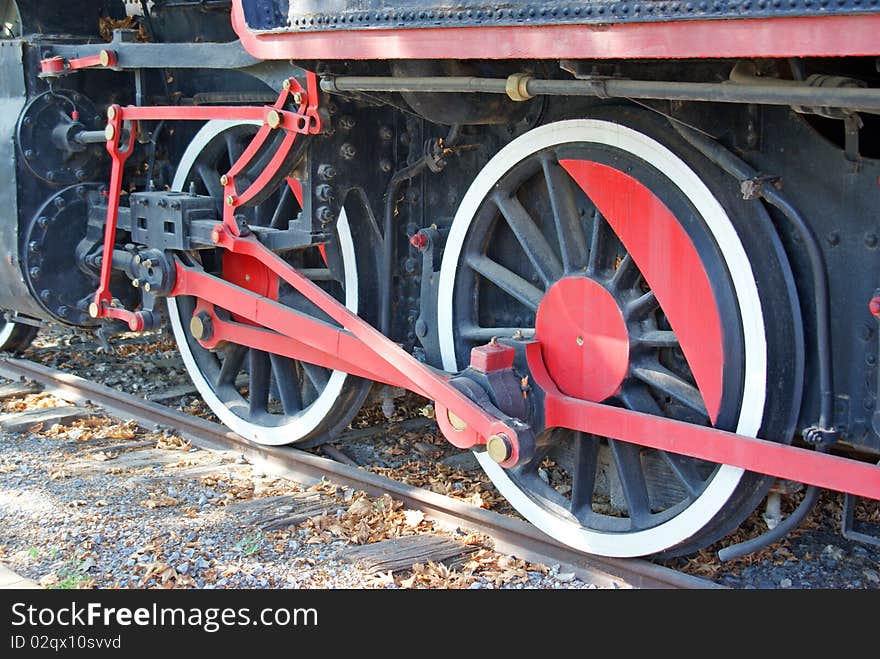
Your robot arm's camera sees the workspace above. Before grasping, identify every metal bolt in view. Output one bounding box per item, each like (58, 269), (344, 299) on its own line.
(75, 169), (87, 181)
(315, 184), (334, 202)
(576, 336), (584, 346)
(220, 175), (229, 186)
(226, 195), (235, 207)
(339, 116), (356, 131)
(131, 279), (140, 288)
(340, 143), (356, 160)
(23, 149), (34, 160)
(107, 106), (116, 121)
(56, 306), (68, 318)
(292, 92), (303, 104)
(88, 302), (99, 318)
(318, 164), (337, 181)
(826, 231), (840, 247)
(104, 124), (115, 141)
(379, 125), (393, 141)
(379, 159), (392, 173)
(317, 206), (335, 224)
(28, 266), (40, 279)
(39, 289), (50, 302)
(486, 434), (513, 464)
(134, 254), (141, 265)
(142, 259), (153, 269)
(143, 282), (152, 293)
(282, 79), (292, 91)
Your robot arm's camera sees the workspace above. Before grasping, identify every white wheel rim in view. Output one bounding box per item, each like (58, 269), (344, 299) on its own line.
(438, 119), (768, 557)
(0, 320), (16, 348)
(167, 120), (357, 446)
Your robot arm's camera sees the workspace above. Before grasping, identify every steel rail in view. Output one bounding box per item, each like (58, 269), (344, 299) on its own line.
(0, 355), (719, 589)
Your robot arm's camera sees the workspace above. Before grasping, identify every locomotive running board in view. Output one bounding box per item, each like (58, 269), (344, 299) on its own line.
(165, 222), (880, 502)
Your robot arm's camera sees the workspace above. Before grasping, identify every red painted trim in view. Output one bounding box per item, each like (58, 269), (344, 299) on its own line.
(171, 227), (520, 450)
(561, 160), (724, 422)
(528, 342), (880, 501)
(231, 4), (880, 60)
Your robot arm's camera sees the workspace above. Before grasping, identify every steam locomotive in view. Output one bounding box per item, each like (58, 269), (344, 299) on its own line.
(1, 0), (879, 558)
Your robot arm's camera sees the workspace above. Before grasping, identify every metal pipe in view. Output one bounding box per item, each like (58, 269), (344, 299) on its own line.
(718, 485), (821, 561)
(380, 157), (431, 336)
(670, 122), (836, 434)
(379, 124), (461, 338)
(322, 75), (880, 112)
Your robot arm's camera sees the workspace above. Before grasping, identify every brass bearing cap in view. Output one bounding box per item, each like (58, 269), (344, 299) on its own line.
(189, 312), (213, 341)
(266, 109), (282, 129)
(486, 434), (513, 464)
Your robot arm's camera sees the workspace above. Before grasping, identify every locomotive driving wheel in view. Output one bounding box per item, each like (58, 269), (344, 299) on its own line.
(439, 111), (804, 557)
(167, 120), (373, 447)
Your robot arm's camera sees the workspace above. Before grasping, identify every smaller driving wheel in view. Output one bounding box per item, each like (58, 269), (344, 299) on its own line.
(167, 120), (375, 447)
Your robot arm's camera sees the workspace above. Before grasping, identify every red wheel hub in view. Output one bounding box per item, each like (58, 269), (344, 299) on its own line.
(535, 276), (630, 402)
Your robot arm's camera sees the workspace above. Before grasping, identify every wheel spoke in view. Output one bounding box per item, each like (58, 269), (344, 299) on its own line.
(587, 211), (620, 275)
(542, 157), (588, 273)
(631, 362), (708, 417)
(570, 432), (599, 520)
(618, 382), (705, 498)
(269, 354), (303, 415)
(493, 193), (563, 286)
(609, 253), (641, 292)
(270, 184), (295, 229)
(466, 254), (544, 311)
(302, 362), (330, 392)
(248, 349), (271, 415)
(608, 439), (652, 528)
(197, 163), (224, 201)
(634, 330), (679, 349)
(216, 344), (247, 388)
(225, 131), (244, 166)
(626, 290), (659, 320)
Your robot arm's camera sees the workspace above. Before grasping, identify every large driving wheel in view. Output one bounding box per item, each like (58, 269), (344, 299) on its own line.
(167, 120), (373, 447)
(438, 111), (803, 557)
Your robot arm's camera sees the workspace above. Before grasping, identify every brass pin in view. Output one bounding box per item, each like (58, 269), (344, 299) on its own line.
(266, 109), (282, 130)
(486, 435), (512, 464)
(104, 124), (115, 141)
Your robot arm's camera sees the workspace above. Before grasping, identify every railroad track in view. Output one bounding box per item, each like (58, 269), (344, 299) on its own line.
(0, 355), (719, 589)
